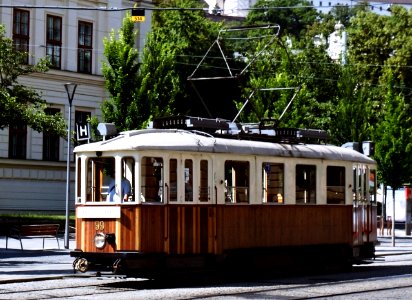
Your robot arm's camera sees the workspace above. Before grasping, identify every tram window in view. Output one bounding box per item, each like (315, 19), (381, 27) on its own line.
(326, 166), (345, 204)
(353, 166), (366, 201)
(262, 163), (284, 203)
(225, 160), (249, 203)
(362, 167), (367, 201)
(141, 157), (163, 202)
(76, 157), (81, 202)
(199, 160), (209, 202)
(296, 164), (316, 204)
(86, 157), (115, 202)
(169, 159), (177, 202)
(353, 167), (358, 201)
(121, 157), (134, 202)
(185, 159), (193, 202)
(369, 169), (377, 202)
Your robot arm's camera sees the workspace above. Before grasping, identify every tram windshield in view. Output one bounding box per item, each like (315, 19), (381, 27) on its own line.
(84, 156), (135, 202)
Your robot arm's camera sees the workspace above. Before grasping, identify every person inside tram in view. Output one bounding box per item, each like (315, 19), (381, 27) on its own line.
(108, 170), (132, 202)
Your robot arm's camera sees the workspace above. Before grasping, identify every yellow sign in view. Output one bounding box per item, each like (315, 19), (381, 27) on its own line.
(131, 8), (145, 22)
(131, 16), (145, 22)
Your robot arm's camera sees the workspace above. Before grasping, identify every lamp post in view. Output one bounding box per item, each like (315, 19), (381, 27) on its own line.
(64, 83), (77, 249)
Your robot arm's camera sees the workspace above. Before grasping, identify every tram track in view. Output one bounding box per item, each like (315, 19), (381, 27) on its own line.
(0, 277), (139, 300)
(1, 267), (412, 300)
(1, 255), (412, 299)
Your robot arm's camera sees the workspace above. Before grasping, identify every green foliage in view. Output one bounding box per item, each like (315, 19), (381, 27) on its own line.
(102, 1), (224, 126)
(147, 0), (223, 116)
(246, 0), (319, 39)
(347, 6), (412, 187)
(347, 10), (392, 84)
(0, 25), (66, 136)
(374, 72), (412, 189)
(330, 66), (378, 145)
(101, 12), (148, 131)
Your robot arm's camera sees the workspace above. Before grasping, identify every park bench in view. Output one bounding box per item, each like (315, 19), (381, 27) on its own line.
(6, 224), (60, 250)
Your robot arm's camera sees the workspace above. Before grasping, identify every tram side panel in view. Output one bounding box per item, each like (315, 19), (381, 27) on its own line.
(217, 205), (352, 250)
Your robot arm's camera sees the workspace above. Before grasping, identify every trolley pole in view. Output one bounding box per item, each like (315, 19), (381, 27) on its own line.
(64, 83), (77, 249)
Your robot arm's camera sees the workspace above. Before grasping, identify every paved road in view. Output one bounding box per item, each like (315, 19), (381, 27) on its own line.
(0, 229), (411, 283)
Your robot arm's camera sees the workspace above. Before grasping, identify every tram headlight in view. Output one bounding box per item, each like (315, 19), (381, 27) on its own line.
(94, 232), (106, 249)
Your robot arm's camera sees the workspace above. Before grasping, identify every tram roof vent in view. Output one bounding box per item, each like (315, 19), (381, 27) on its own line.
(151, 116), (328, 144)
(151, 115), (231, 133)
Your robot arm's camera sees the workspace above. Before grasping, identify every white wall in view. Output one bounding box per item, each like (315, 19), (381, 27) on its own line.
(378, 186), (407, 222)
(0, 0), (152, 212)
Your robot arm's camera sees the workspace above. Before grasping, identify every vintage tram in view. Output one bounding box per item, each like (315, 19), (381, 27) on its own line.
(71, 116), (377, 275)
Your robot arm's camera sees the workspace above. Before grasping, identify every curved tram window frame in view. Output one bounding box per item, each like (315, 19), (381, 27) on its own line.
(82, 156), (135, 203)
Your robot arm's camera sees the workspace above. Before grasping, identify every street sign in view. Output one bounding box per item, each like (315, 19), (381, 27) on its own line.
(76, 122), (91, 141)
(131, 8), (145, 22)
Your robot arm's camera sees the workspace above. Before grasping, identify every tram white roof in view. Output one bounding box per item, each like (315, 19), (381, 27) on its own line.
(74, 129), (375, 164)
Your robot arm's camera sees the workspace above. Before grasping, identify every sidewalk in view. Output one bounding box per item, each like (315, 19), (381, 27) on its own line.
(375, 228), (412, 256)
(0, 235), (75, 283)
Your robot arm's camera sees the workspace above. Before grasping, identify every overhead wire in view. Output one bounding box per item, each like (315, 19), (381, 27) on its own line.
(0, 3), (392, 12)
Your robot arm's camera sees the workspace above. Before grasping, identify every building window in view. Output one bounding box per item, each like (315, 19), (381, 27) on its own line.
(327, 166), (345, 204)
(262, 163), (284, 203)
(296, 164), (316, 204)
(13, 9), (30, 64)
(78, 21), (93, 74)
(46, 15), (62, 69)
(43, 108), (60, 161)
(9, 125), (27, 159)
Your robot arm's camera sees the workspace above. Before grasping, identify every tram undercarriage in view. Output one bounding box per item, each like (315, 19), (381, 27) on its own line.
(71, 241), (373, 276)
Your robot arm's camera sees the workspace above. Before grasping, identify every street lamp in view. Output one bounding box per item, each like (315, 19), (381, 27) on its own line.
(64, 83), (77, 249)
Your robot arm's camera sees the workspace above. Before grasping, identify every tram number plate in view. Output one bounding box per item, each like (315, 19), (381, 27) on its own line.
(95, 221), (104, 231)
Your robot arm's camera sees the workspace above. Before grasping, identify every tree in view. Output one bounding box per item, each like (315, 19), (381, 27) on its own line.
(347, 10), (391, 85)
(373, 72), (412, 244)
(101, 1), (229, 127)
(0, 25), (66, 136)
(246, 0), (319, 39)
(328, 65), (379, 145)
(145, 0), (226, 118)
(101, 12), (148, 131)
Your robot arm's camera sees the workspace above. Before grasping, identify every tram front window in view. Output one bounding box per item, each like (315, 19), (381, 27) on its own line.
(86, 157), (115, 202)
(85, 157), (135, 202)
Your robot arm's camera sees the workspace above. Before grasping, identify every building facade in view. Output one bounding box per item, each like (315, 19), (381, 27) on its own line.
(0, 0), (152, 212)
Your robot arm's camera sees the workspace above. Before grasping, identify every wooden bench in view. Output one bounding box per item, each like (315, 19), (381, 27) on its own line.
(6, 224), (60, 250)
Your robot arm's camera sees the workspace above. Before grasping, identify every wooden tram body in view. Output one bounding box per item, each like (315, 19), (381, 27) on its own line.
(71, 117), (377, 275)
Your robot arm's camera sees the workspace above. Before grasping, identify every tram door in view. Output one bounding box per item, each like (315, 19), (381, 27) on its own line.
(353, 165), (375, 246)
(167, 157), (214, 255)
